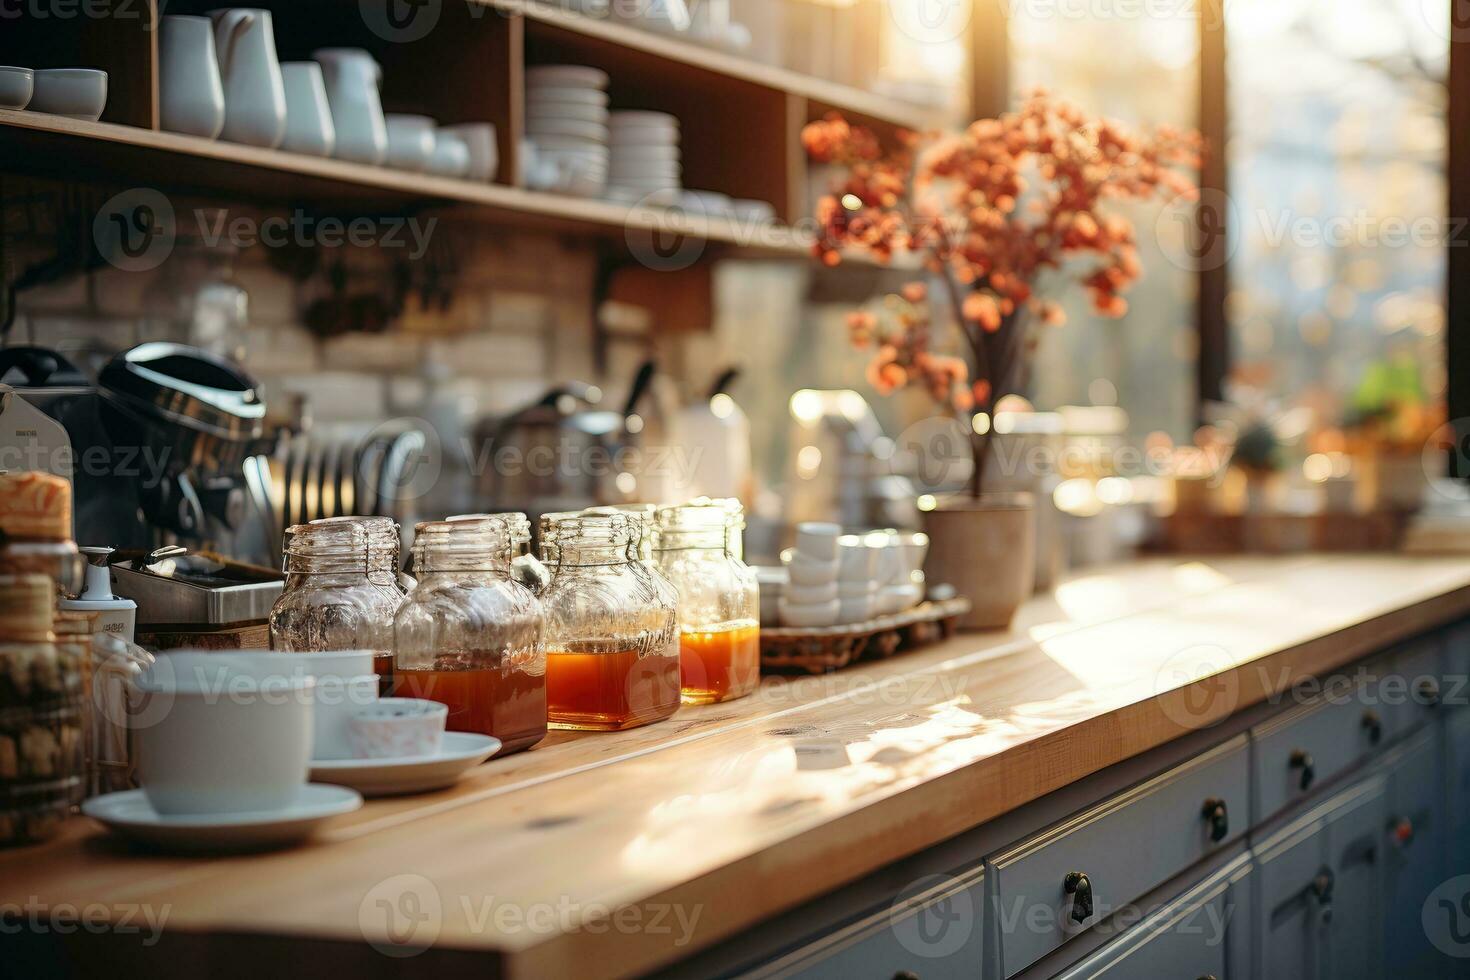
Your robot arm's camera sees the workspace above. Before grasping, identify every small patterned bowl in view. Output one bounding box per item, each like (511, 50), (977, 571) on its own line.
(347, 698), (447, 760)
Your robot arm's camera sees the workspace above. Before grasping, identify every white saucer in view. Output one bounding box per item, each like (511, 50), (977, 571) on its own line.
(82, 784), (363, 852)
(309, 732), (501, 797)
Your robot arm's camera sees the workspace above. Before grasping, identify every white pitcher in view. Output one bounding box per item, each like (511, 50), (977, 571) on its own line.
(209, 8), (287, 148)
(313, 48), (387, 166)
(159, 14), (227, 139)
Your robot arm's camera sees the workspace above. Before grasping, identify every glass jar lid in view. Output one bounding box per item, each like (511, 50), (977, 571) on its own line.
(541, 512), (635, 566)
(412, 517), (509, 572)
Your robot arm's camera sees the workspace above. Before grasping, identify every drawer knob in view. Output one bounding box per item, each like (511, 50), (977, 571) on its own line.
(1289, 749), (1316, 791)
(892, 973), (920, 980)
(1418, 678), (1442, 707)
(1310, 866), (1335, 925)
(1063, 871), (1093, 924)
(1392, 816), (1415, 847)
(1361, 710), (1383, 746)
(1201, 797), (1229, 842)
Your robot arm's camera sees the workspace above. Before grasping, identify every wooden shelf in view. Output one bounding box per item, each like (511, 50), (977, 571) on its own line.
(495, 0), (946, 131)
(0, 110), (815, 259)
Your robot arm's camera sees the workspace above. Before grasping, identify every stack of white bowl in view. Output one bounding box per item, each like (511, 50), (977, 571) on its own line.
(606, 110), (681, 205)
(524, 65), (609, 198)
(778, 523), (841, 628)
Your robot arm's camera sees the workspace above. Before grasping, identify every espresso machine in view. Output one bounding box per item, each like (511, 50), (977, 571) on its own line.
(0, 342), (280, 567)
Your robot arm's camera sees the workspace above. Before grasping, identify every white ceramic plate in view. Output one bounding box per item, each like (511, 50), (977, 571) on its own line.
(310, 732), (501, 797)
(82, 784), (362, 853)
(526, 65), (609, 90)
(610, 146), (680, 162)
(609, 110), (678, 128)
(525, 87), (610, 108)
(526, 118), (609, 142)
(531, 134), (609, 151)
(524, 102), (608, 124)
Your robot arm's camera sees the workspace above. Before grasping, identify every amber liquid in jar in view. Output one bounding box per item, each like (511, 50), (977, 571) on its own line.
(546, 642), (680, 731)
(395, 660), (548, 755)
(372, 651), (395, 698)
(680, 622), (760, 705)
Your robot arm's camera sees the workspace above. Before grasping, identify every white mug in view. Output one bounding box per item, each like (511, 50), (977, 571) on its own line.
(441, 122), (498, 182)
(159, 15), (225, 139)
(209, 8), (287, 148)
(280, 61), (335, 157)
(427, 129), (471, 178)
(384, 113), (435, 172)
(132, 652), (314, 815)
(314, 48), (387, 165)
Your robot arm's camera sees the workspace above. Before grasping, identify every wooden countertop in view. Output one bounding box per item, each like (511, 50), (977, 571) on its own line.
(7, 554), (1470, 978)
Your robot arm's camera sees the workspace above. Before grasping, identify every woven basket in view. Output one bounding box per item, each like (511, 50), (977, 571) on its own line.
(760, 598), (971, 675)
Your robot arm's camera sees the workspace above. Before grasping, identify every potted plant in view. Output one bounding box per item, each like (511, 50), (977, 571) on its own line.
(803, 92), (1201, 628)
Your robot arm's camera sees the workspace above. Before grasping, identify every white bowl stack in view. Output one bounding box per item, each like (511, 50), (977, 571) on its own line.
(778, 523), (841, 628)
(606, 110), (681, 205)
(524, 65), (609, 198)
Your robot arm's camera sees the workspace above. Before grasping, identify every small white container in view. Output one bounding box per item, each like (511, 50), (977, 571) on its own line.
(426, 128), (471, 178)
(794, 522), (841, 562)
(385, 113), (435, 172)
(778, 597), (840, 629)
(837, 534), (879, 585)
(785, 552), (839, 587)
(785, 580), (838, 605)
(348, 698), (447, 760)
(29, 68), (107, 121)
(837, 581), (875, 600)
(0, 66), (34, 110)
(58, 546), (136, 645)
(838, 594), (875, 624)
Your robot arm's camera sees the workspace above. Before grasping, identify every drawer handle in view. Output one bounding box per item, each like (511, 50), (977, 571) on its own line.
(1361, 710), (1383, 746)
(1063, 871), (1093, 924)
(1290, 749), (1315, 791)
(1391, 816), (1415, 847)
(1418, 678), (1442, 707)
(1310, 867), (1334, 926)
(1201, 797), (1229, 842)
(892, 973), (920, 980)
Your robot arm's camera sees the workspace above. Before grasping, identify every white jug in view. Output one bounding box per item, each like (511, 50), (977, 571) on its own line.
(158, 14), (227, 139)
(209, 8), (287, 148)
(313, 48), (387, 165)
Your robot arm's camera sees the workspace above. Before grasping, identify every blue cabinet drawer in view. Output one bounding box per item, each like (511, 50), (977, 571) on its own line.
(1380, 638), (1445, 738)
(1251, 689), (1376, 821)
(987, 735), (1250, 978)
(1443, 621), (1470, 706)
(751, 869), (984, 980)
(1052, 854), (1252, 980)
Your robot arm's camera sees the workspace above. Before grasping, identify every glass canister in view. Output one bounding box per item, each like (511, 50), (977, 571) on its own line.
(393, 518), (547, 755)
(539, 512), (680, 731)
(450, 513), (550, 595)
(269, 518), (405, 694)
(655, 500), (760, 704)
(0, 471), (83, 596)
(0, 574), (85, 846)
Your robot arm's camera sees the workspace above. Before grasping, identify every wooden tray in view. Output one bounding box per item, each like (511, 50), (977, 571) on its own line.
(760, 598), (971, 675)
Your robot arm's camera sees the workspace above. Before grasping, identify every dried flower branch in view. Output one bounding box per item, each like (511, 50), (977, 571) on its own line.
(805, 91), (1204, 494)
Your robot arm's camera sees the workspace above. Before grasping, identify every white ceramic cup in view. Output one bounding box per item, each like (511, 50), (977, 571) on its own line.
(132, 652), (314, 815)
(280, 61), (335, 157)
(256, 650), (378, 760)
(0, 67), (32, 110)
(441, 122), (498, 181)
(385, 113), (435, 172)
(29, 68), (107, 121)
(348, 698), (447, 760)
(159, 15), (226, 138)
(794, 522), (842, 562)
(426, 129), (471, 178)
(209, 8), (287, 148)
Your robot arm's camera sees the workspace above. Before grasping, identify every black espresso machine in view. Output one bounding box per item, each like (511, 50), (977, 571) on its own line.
(0, 342), (280, 567)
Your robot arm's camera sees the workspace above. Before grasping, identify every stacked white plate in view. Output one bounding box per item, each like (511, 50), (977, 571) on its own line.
(606, 110), (681, 205)
(524, 65), (609, 198)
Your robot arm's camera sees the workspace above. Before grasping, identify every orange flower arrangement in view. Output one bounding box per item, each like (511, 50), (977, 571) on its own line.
(804, 91), (1203, 493)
